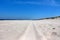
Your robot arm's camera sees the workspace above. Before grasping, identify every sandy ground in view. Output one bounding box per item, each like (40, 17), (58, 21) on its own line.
(0, 19), (60, 40)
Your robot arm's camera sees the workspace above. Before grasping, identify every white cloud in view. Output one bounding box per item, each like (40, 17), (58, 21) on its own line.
(10, 0), (60, 6)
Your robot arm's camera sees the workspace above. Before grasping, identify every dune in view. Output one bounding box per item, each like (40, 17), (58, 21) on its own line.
(0, 17), (60, 40)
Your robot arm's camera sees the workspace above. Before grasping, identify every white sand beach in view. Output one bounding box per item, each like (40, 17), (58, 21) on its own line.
(0, 18), (60, 40)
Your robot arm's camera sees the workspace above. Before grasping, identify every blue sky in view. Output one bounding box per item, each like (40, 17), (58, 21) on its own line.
(0, 0), (60, 19)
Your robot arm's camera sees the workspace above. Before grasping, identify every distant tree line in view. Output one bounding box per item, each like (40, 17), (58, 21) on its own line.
(37, 16), (60, 20)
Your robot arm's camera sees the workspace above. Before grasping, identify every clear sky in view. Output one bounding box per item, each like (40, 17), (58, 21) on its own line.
(0, 0), (60, 19)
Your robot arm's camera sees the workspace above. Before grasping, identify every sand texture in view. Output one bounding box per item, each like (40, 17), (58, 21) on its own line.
(0, 19), (60, 40)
